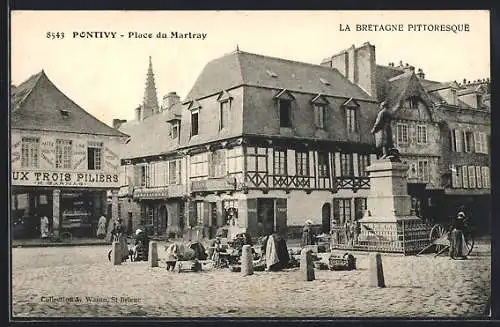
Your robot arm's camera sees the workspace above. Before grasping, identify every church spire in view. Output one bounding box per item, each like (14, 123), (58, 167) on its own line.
(142, 56), (160, 119)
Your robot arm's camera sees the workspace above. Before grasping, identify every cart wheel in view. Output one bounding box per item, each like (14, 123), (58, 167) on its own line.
(108, 249), (112, 262)
(429, 224), (446, 253)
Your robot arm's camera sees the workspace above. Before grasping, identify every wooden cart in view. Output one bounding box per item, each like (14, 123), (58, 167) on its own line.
(416, 223), (474, 258)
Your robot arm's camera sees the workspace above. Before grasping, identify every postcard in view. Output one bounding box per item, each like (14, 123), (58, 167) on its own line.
(10, 10), (491, 319)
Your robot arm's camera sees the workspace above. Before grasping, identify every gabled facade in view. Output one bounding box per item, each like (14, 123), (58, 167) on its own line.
(323, 42), (491, 233)
(116, 51), (380, 240)
(11, 71), (128, 239)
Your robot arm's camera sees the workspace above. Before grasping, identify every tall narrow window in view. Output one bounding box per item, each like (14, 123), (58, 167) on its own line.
(354, 198), (367, 220)
(463, 131), (474, 153)
(346, 108), (357, 132)
(279, 99), (292, 128)
(397, 124), (409, 145)
(168, 160), (177, 184)
(317, 152), (330, 178)
(482, 166), (490, 188)
(171, 123), (179, 139)
(314, 104), (326, 129)
(409, 96), (419, 109)
(416, 125), (427, 144)
(191, 111), (199, 136)
(334, 198), (352, 223)
(87, 142), (103, 170)
(273, 149), (287, 175)
(418, 160), (429, 182)
(295, 151), (309, 176)
(21, 137), (40, 168)
(196, 201), (204, 226)
(462, 166), (469, 188)
(56, 139), (72, 169)
(220, 100), (230, 130)
(210, 150), (226, 178)
(358, 154), (371, 177)
(468, 166), (476, 188)
(340, 153), (354, 177)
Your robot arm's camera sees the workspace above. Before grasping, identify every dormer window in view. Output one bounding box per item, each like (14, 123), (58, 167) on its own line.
(319, 78), (330, 86)
(409, 96), (419, 109)
(311, 94), (329, 130)
(274, 89), (295, 128)
(171, 123), (179, 139)
(342, 98), (360, 133)
(59, 109), (69, 118)
(450, 88), (458, 105)
(217, 90), (233, 131)
(266, 69), (278, 78)
(191, 111), (199, 136)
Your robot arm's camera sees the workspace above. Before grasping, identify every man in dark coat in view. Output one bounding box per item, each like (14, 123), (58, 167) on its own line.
(449, 212), (468, 259)
(371, 101), (394, 159)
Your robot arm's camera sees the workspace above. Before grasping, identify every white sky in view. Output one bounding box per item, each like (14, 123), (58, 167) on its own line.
(11, 10), (490, 126)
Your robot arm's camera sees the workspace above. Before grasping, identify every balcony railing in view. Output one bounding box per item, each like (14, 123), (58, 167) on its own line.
(133, 184), (186, 200)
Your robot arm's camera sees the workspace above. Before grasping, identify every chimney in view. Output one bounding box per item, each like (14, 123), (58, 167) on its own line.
(417, 68), (425, 79)
(135, 105), (142, 121)
(112, 119), (127, 130)
(398, 60), (404, 67)
(321, 42), (377, 99)
(463, 78), (467, 84)
(162, 91), (181, 111)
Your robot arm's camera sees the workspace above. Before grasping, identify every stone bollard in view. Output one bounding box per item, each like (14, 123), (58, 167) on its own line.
(112, 241), (121, 265)
(241, 245), (254, 276)
(300, 248), (315, 281)
(369, 253), (385, 288)
(148, 241), (158, 267)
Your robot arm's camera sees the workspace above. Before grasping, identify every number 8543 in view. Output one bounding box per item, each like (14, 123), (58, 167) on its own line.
(46, 32), (65, 39)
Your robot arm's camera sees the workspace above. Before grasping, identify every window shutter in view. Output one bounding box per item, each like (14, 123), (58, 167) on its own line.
(456, 166), (462, 188)
(462, 166), (469, 188)
(176, 159), (181, 184)
(474, 132), (481, 153)
(451, 165), (457, 187)
(134, 166), (140, 185)
(476, 166), (483, 188)
(333, 199), (340, 223)
(486, 134), (490, 154)
(468, 166), (476, 188)
(482, 167), (490, 188)
(455, 130), (463, 152)
(450, 129), (456, 151)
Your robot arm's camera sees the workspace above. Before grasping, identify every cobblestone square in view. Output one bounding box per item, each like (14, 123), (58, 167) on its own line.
(11, 243), (491, 318)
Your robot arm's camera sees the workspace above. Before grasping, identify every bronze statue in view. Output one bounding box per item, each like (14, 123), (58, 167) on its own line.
(371, 101), (397, 160)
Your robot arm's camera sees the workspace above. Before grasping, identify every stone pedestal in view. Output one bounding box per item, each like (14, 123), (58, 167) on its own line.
(241, 245), (253, 276)
(149, 241), (158, 267)
(300, 249), (315, 281)
(112, 242), (121, 265)
(358, 159), (428, 253)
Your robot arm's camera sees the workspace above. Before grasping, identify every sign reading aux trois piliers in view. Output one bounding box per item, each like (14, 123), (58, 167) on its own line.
(11, 170), (120, 188)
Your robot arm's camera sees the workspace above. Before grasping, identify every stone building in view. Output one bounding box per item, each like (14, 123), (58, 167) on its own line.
(116, 51), (381, 240)
(322, 42), (491, 233)
(11, 71), (128, 239)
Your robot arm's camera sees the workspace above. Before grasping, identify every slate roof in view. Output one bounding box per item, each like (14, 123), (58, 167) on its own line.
(11, 71), (128, 138)
(186, 50), (374, 102)
(118, 108), (180, 159)
(384, 72), (435, 111)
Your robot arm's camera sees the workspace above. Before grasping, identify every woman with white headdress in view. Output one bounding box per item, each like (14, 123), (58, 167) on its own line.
(301, 219), (315, 247)
(449, 211), (468, 259)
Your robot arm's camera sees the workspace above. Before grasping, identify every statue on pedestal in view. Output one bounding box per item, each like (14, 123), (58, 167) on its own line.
(371, 101), (401, 162)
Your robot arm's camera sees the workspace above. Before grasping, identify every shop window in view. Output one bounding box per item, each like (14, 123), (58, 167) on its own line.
(87, 142), (102, 170)
(333, 198), (352, 223)
(21, 137), (40, 168)
(318, 152), (330, 178)
(295, 151), (309, 176)
(340, 153), (354, 177)
(56, 139), (72, 169)
(273, 149), (287, 175)
(358, 154), (371, 177)
(279, 99), (292, 128)
(223, 200), (238, 226)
